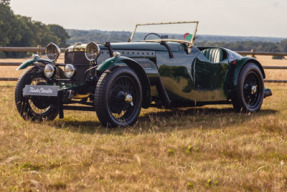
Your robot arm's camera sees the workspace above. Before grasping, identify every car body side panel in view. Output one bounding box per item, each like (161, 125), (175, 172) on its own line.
(156, 46), (230, 103)
(193, 57), (229, 101)
(100, 42), (181, 52)
(69, 43), (265, 105)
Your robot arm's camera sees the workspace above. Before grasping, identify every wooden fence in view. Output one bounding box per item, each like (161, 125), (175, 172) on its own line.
(0, 46), (287, 83)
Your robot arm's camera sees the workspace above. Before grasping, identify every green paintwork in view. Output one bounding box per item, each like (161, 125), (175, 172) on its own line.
(232, 57), (265, 88)
(102, 42), (181, 52)
(96, 57), (117, 72)
(15, 21), (272, 121)
(80, 43), (268, 104)
(58, 83), (84, 91)
(155, 47), (230, 102)
(97, 54), (158, 74)
(16, 55), (53, 70)
(16, 58), (36, 70)
(96, 54), (154, 108)
(67, 42), (181, 54)
(34, 40), (270, 108)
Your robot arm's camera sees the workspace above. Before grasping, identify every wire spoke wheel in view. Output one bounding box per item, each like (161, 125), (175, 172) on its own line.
(95, 66), (142, 127)
(109, 75), (137, 120)
(232, 63), (264, 112)
(15, 67), (58, 121)
(243, 72), (260, 107)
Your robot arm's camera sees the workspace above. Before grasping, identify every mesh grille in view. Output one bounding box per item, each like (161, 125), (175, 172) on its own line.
(64, 51), (91, 81)
(65, 51), (89, 64)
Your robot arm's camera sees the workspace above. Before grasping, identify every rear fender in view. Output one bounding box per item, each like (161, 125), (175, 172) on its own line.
(16, 54), (54, 70)
(232, 57), (265, 88)
(97, 55), (151, 108)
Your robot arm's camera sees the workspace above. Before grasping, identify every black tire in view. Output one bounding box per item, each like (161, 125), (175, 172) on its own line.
(15, 67), (58, 121)
(94, 66), (142, 127)
(232, 63), (264, 112)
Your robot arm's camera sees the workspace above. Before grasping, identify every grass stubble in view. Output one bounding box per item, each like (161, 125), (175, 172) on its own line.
(0, 56), (286, 191)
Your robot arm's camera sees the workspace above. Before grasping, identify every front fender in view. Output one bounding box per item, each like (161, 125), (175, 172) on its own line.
(96, 55), (151, 108)
(232, 57), (265, 88)
(96, 55), (132, 73)
(16, 55), (53, 70)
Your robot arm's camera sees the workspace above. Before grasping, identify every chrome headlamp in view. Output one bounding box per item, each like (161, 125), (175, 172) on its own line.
(64, 64), (76, 79)
(46, 42), (61, 61)
(85, 42), (101, 61)
(44, 64), (56, 78)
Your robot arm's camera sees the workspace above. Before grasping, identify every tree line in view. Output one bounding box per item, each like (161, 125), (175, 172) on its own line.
(195, 40), (287, 53)
(0, 1), (69, 57)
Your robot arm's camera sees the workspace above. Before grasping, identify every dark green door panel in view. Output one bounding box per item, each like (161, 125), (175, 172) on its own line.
(157, 47), (230, 103)
(193, 59), (229, 90)
(193, 58), (229, 101)
(156, 48), (198, 103)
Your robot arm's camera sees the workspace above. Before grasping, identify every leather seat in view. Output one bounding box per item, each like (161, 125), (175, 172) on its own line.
(202, 48), (223, 63)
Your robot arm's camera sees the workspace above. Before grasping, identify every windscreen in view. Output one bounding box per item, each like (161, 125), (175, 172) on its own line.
(131, 22), (198, 43)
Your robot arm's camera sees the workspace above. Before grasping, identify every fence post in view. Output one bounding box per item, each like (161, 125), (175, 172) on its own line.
(37, 45), (41, 56)
(251, 49), (255, 58)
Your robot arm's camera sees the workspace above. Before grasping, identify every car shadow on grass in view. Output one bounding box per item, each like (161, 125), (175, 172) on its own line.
(50, 107), (277, 135)
(136, 107), (277, 131)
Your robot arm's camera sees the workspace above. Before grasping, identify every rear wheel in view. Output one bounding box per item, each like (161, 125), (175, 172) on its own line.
(232, 63), (264, 112)
(94, 66), (142, 127)
(15, 67), (58, 121)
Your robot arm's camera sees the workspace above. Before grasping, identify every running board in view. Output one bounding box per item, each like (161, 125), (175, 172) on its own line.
(63, 106), (95, 111)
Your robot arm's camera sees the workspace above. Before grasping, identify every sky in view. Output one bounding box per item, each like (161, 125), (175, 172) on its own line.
(10, 0), (287, 38)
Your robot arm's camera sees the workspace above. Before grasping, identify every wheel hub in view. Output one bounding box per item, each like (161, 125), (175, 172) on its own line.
(251, 85), (257, 95)
(125, 94), (134, 106)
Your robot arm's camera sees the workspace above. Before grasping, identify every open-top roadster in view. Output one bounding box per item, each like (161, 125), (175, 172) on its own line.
(15, 21), (272, 127)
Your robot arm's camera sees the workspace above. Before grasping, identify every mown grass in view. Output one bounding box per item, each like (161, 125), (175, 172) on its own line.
(0, 56), (287, 191)
(0, 83), (286, 191)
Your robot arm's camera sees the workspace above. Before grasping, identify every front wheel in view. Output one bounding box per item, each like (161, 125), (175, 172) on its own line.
(15, 67), (58, 121)
(232, 63), (264, 112)
(94, 66), (142, 127)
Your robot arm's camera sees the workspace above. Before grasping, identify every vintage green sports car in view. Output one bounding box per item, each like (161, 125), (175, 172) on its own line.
(15, 21), (272, 127)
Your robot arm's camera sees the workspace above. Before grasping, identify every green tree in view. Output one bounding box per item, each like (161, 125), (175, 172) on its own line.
(48, 24), (70, 47)
(279, 39), (287, 52)
(0, 3), (70, 57)
(0, 0), (10, 5)
(0, 3), (17, 46)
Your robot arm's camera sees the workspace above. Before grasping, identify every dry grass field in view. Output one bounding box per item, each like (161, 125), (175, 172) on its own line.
(0, 56), (287, 191)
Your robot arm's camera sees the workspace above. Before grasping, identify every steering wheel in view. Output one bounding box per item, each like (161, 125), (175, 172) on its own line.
(144, 33), (162, 40)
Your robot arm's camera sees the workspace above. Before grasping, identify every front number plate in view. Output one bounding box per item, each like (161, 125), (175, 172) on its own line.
(23, 85), (59, 97)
